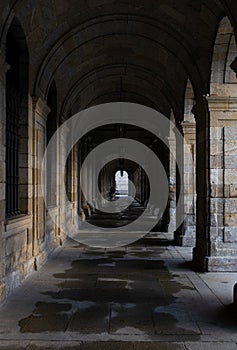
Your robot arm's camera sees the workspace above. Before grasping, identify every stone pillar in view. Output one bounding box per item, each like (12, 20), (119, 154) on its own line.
(193, 92), (237, 271)
(80, 137), (91, 216)
(71, 145), (79, 219)
(0, 55), (10, 301)
(174, 123), (184, 244)
(32, 97), (50, 265)
(181, 121), (196, 247)
(207, 94), (237, 271)
(192, 98), (210, 271)
(168, 134), (176, 233)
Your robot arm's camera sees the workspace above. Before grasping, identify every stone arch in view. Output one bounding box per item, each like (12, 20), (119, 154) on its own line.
(211, 16), (237, 86)
(32, 14), (205, 103)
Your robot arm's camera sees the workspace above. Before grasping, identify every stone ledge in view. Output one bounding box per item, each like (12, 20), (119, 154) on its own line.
(4, 214), (32, 236)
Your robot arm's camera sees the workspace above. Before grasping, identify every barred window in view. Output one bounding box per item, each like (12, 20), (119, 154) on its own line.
(5, 18), (29, 218)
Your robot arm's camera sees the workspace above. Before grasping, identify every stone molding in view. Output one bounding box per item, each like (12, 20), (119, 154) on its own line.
(207, 96), (237, 112)
(181, 121), (196, 135)
(32, 97), (51, 121)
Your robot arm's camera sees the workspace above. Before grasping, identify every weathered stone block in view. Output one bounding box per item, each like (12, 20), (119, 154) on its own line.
(224, 127), (237, 140)
(210, 214), (223, 227)
(210, 126), (223, 140)
(225, 199), (237, 214)
(210, 140), (223, 156)
(211, 184), (224, 197)
(184, 214), (195, 225)
(206, 256), (237, 272)
(210, 198), (224, 213)
(210, 155), (223, 169)
(225, 169), (237, 184)
(229, 185), (237, 197)
(225, 141), (237, 156)
(225, 156), (237, 169)
(5, 231), (27, 256)
(224, 214), (237, 226)
(224, 227), (237, 243)
(210, 169), (223, 185)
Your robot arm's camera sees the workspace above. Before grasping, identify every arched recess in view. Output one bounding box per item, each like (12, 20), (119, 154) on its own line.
(5, 17), (29, 217)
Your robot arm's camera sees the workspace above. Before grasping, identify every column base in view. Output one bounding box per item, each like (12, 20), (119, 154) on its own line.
(174, 227), (195, 247)
(193, 250), (237, 272)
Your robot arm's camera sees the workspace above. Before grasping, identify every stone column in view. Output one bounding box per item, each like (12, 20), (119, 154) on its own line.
(80, 137), (91, 216)
(174, 123), (184, 244)
(181, 121), (196, 247)
(168, 134), (176, 233)
(71, 145), (79, 225)
(32, 97), (50, 265)
(0, 55), (10, 301)
(192, 98), (210, 271)
(207, 94), (237, 271)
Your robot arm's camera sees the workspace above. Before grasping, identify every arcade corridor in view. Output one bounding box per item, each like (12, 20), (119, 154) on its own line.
(1, 0), (237, 348)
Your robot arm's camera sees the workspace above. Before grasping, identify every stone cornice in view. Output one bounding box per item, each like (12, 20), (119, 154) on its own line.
(207, 96), (237, 111)
(32, 97), (51, 120)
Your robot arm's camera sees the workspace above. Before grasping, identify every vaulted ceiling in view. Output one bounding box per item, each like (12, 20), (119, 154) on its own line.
(0, 0), (235, 120)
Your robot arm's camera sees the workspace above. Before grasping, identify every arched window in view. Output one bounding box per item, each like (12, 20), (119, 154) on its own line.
(5, 18), (29, 217)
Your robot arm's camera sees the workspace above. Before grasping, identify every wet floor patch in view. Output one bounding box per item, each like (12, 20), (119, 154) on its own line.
(18, 247), (200, 339)
(19, 302), (72, 333)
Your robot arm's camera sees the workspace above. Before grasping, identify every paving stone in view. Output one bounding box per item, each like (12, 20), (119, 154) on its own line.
(185, 342), (237, 350)
(67, 302), (109, 333)
(0, 233), (236, 347)
(110, 302), (154, 335)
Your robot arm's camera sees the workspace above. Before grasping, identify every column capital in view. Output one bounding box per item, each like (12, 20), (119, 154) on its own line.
(181, 120), (196, 133)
